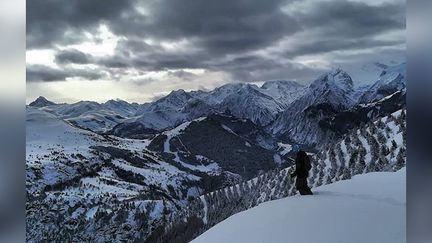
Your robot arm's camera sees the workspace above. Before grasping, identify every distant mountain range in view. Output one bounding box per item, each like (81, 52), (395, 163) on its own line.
(29, 62), (406, 148)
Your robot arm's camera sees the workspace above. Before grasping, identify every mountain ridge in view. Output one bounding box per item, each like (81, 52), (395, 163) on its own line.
(28, 63), (406, 149)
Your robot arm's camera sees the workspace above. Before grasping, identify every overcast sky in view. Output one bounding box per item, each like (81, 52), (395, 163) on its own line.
(26, 0), (405, 103)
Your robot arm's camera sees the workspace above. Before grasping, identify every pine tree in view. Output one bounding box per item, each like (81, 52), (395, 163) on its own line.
(349, 149), (358, 168)
(377, 130), (387, 144)
(375, 156), (389, 171)
(369, 122), (377, 134)
(336, 143), (346, 166)
(376, 119), (386, 129)
(329, 148), (337, 168)
(316, 168), (324, 186)
(360, 126), (368, 137)
(391, 140), (398, 150)
(332, 166), (340, 181)
(325, 173), (332, 184)
(365, 161), (376, 173)
(340, 167), (351, 180)
(394, 147), (406, 171)
(368, 135), (380, 162)
(385, 125), (392, 137)
(355, 149), (366, 175)
(343, 137), (351, 155)
(380, 143), (388, 155)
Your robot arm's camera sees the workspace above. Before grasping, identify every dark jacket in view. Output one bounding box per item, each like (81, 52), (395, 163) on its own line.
(291, 151), (311, 178)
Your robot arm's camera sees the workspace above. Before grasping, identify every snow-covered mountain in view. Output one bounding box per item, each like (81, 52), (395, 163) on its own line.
(29, 96), (57, 107)
(270, 69), (358, 147)
(28, 98), (140, 132)
(192, 169), (406, 243)
(352, 84), (372, 102)
(359, 63), (406, 104)
(212, 83), (284, 126)
(270, 65), (405, 148)
(260, 80), (307, 107)
(27, 79), (307, 136)
(115, 81), (306, 134)
(306, 68), (357, 109)
(102, 99), (141, 117)
(205, 82), (306, 126)
(124, 89), (212, 132)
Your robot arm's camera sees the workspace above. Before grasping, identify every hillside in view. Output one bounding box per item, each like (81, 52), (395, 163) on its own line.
(26, 108), (221, 242)
(192, 169), (406, 243)
(146, 109), (406, 242)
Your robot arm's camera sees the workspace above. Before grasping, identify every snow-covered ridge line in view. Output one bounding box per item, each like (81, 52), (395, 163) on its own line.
(28, 63), (405, 142)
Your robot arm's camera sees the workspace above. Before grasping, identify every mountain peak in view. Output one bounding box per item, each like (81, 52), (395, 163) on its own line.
(331, 68), (354, 91)
(261, 80), (304, 89)
(312, 68), (354, 93)
(104, 98), (130, 106)
(29, 96), (56, 107)
(170, 89), (187, 95)
(106, 98), (126, 103)
(216, 82), (250, 91)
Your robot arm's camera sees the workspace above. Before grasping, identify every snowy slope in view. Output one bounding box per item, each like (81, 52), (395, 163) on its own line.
(26, 106), (100, 190)
(192, 169), (406, 243)
(147, 114), (282, 179)
(26, 107), (223, 242)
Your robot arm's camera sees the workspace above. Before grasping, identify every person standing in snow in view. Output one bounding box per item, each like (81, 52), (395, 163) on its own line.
(290, 146), (313, 195)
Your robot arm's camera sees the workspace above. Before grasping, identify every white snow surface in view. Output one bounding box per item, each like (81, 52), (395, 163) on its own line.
(193, 169), (406, 243)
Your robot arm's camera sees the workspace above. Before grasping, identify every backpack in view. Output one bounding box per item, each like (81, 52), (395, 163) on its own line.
(304, 154), (312, 171)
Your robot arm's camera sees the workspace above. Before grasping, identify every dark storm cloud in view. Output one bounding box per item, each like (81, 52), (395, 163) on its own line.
(211, 55), (322, 82)
(294, 0), (405, 38)
(138, 0), (300, 54)
(27, 65), (105, 82)
(27, 0), (136, 48)
(284, 38), (405, 58)
(277, 0), (405, 59)
(98, 58), (130, 69)
(95, 38), (212, 71)
(114, 39), (156, 57)
(95, 52), (208, 71)
(167, 70), (198, 81)
(28, 0), (300, 54)
(28, 0), (405, 83)
(54, 49), (93, 64)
